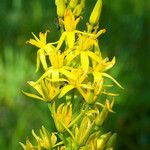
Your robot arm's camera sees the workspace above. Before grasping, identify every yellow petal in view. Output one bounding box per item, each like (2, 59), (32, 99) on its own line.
(32, 130), (41, 141)
(102, 56), (116, 71)
(19, 142), (26, 150)
(51, 133), (57, 146)
(80, 52), (89, 71)
(65, 51), (79, 65)
(46, 78), (67, 82)
(32, 32), (40, 41)
(77, 87), (86, 99)
(93, 71), (102, 83)
(57, 103), (64, 115)
(96, 29), (106, 38)
(40, 51), (47, 70)
(36, 68), (52, 83)
(49, 51), (57, 67)
(87, 51), (101, 62)
(59, 68), (76, 80)
(102, 91), (119, 97)
(101, 73), (124, 89)
(36, 52), (40, 72)
(22, 91), (45, 101)
(27, 81), (45, 98)
(56, 32), (66, 50)
(80, 84), (93, 89)
(66, 32), (75, 48)
(52, 69), (59, 80)
(59, 85), (74, 98)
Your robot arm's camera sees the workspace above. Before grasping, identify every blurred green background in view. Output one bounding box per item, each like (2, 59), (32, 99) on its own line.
(0, 0), (149, 150)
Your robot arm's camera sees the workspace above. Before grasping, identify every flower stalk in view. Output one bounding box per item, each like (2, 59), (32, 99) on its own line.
(20, 0), (122, 149)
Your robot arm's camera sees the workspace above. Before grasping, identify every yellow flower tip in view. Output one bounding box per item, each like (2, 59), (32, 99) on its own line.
(96, 28), (107, 38)
(19, 142), (26, 149)
(26, 40), (30, 44)
(27, 81), (35, 86)
(103, 28), (107, 34)
(105, 99), (115, 113)
(26, 30), (50, 48)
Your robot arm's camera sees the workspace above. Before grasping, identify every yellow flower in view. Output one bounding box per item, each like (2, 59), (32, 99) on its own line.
(58, 68), (90, 98)
(50, 103), (72, 132)
(97, 132), (112, 150)
(35, 44), (58, 72)
(35, 50), (73, 84)
(63, 9), (80, 32)
(65, 29), (106, 71)
(23, 79), (60, 102)
(20, 139), (35, 150)
(91, 56), (123, 89)
(20, 126), (57, 150)
(56, 9), (81, 49)
(27, 31), (49, 49)
(32, 126), (57, 149)
(27, 30), (50, 71)
(92, 57), (116, 74)
(80, 78), (104, 104)
(95, 99), (115, 126)
(80, 132), (101, 150)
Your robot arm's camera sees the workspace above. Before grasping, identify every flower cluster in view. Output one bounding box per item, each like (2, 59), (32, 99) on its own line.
(21, 0), (122, 150)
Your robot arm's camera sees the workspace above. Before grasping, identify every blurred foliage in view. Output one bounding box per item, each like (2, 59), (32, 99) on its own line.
(0, 0), (149, 150)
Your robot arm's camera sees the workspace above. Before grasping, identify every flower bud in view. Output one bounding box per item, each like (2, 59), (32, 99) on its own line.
(68, 0), (78, 9)
(73, 4), (82, 17)
(95, 99), (114, 126)
(86, 90), (95, 104)
(55, 0), (66, 17)
(73, 0), (85, 17)
(20, 139), (34, 150)
(52, 103), (72, 132)
(32, 126), (57, 149)
(106, 133), (117, 149)
(97, 132), (111, 149)
(95, 106), (108, 126)
(75, 117), (94, 146)
(89, 0), (102, 25)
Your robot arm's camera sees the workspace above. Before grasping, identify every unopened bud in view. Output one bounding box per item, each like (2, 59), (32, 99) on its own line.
(97, 132), (111, 149)
(73, 0), (85, 17)
(106, 133), (117, 149)
(89, 0), (102, 25)
(55, 0), (66, 17)
(95, 106), (108, 126)
(68, 0), (78, 9)
(76, 117), (94, 146)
